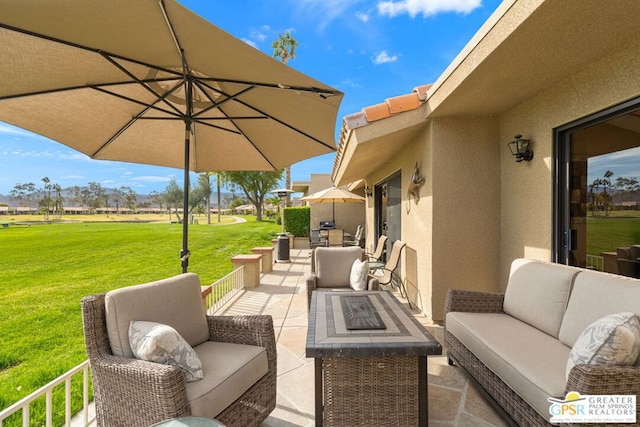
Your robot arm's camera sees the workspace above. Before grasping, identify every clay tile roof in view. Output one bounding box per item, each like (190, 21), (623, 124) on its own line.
(333, 83), (433, 177)
(341, 83), (432, 132)
(413, 84), (432, 101)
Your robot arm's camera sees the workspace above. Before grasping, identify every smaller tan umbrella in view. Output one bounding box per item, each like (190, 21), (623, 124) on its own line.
(301, 186), (365, 223)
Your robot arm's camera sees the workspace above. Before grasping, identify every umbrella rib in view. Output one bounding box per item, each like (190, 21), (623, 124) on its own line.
(99, 52), (186, 118)
(232, 98), (336, 151)
(193, 83), (258, 118)
(190, 119), (242, 134)
(90, 85), (184, 119)
(90, 111), (149, 158)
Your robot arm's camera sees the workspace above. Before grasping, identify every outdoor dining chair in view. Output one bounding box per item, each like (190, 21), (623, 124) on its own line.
(81, 273), (276, 427)
(343, 224), (365, 248)
(308, 227), (327, 250)
(369, 240), (412, 308)
(366, 235), (388, 263)
(327, 228), (344, 246)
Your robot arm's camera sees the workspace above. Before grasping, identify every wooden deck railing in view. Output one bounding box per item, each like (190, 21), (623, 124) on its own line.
(0, 360), (94, 427)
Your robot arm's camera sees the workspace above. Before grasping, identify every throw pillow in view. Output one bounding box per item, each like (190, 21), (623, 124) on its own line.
(129, 320), (204, 382)
(350, 258), (369, 291)
(566, 312), (640, 380)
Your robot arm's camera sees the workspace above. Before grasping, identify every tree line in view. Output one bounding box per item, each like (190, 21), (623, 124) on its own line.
(589, 170), (640, 216)
(5, 170), (285, 222)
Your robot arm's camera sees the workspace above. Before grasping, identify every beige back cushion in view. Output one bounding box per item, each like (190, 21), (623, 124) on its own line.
(503, 259), (580, 338)
(559, 269), (640, 365)
(105, 273), (209, 358)
(315, 247), (363, 288)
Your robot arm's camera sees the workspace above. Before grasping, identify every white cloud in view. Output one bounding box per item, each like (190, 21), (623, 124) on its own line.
(0, 123), (40, 139)
(241, 38), (258, 49)
(132, 175), (173, 183)
(373, 50), (398, 64)
(378, 0), (482, 18)
(294, 0), (361, 30)
(251, 30), (268, 42)
(356, 11), (370, 22)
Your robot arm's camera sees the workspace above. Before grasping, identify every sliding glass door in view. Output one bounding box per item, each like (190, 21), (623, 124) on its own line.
(555, 97), (640, 276)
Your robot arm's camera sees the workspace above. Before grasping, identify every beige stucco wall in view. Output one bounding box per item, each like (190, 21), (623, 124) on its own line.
(362, 117), (501, 321)
(361, 35), (640, 320)
(499, 34), (640, 285)
(430, 117), (501, 320)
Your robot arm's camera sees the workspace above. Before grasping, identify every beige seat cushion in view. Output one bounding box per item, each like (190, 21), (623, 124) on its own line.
(105, 273), (209, 358)
(446, 312), (570, 418)
(503, 258), (580, 338)
(188, 341), (269, 418)
(315, 246), (363, 288)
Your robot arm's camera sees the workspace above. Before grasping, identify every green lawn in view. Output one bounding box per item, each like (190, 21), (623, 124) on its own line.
(0, 217), (279, 425)
(587, 215), (640, 255)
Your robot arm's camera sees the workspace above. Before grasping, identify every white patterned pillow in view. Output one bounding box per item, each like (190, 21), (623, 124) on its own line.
(350, 258), (369, 291)
(566, 312), (640, 380)
(129, 321), (204, 382)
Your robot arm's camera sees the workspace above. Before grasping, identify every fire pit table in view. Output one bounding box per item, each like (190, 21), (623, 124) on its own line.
(306, 290), (442, 426)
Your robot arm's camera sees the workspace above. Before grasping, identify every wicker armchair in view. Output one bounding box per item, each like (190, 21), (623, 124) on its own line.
(82, 273), (276, 427)
(306, 246), (379, 309)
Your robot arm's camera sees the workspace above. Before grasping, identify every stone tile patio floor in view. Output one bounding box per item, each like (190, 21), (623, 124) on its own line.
(75, 248), (508, 426)
(214, 249), (508, 427)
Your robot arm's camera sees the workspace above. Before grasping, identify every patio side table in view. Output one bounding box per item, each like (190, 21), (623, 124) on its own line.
(306, 290), (442, 426)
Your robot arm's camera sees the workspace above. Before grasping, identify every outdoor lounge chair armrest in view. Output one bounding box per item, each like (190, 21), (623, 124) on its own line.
(207, 315), (277, 369)
(566, 364), (640, 397)
(89, 354), (190, 420)
(306, 273), (319, 309)
(306, 272), (319, 291)
(444, 289), (505, 316)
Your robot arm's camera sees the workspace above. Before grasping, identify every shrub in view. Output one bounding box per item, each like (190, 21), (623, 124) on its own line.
(283, 206), (310, 237)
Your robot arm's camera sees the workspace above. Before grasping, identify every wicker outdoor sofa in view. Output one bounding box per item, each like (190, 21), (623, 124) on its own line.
(82, 273), (277, 427)
(445, 258), (640, 426)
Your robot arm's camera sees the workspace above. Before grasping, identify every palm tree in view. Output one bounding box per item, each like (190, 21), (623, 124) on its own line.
(41, 176), (51, 219)
(272, 31), (298, 207)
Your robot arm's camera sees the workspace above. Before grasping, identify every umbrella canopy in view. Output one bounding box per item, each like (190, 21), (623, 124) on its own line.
(301, 186), (365, 222)
(301, 187), (366, 203)
(0, 0), (343, 271)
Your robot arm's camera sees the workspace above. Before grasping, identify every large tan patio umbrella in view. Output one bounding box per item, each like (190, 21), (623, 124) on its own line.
(0, 0), (343, 272)
(301, 186), (365, 223)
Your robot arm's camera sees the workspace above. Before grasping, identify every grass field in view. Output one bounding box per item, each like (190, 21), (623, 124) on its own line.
(0, 215), (279, 425)
(587, 215), (640, 255)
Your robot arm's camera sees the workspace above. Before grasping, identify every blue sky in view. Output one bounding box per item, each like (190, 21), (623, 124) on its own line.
(0, 0), (503, 195)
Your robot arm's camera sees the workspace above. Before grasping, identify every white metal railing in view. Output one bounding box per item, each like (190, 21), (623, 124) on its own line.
(204, 266), (244, 313)
(0, 360), (94, 427)
(586, 254), (604, 271)
(1, 268), (245, 427)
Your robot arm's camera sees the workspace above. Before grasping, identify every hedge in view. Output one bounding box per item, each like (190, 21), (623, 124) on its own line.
(283, 206), (310, 237)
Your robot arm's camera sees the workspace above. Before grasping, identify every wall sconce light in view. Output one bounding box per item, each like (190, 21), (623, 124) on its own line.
(364, 186), (373, 197)
(508, 134), (533, 162)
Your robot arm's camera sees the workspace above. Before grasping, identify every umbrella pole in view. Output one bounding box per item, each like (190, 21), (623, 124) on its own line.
(181, 121), (191, 273)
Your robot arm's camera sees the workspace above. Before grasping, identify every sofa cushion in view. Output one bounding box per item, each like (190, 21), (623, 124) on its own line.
(446, 312), (570, 418)
(105, 273), (209, 358)
(129, 321), (204, 382)
(559, 269), (640, 364)
(187, 341), (268, 418)
(350, 258), (369, 291)
(315, 247), (363, 288)
(566, 312), (640, 379)
(503, 259), (580, 338)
